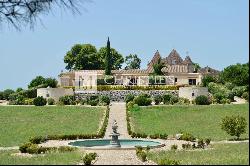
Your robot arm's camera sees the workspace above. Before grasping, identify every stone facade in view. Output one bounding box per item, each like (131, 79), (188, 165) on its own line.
(178, 87), (208, 101)
(76, 90), (178, 102)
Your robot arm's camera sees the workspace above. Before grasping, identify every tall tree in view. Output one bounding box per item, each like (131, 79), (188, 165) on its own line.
(98, 47), (124, 70)
(125, 54), (141, 69)
(105, 37), (112, 75)
(153, 58), (165, 75)
(64, 44), (100, 70)
(220, 62), (249, 86)
(0, 0), (85, 30)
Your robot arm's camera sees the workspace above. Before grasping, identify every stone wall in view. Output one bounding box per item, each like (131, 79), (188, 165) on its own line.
(76, 90), (178, 102)
(179, 86), (208, 101)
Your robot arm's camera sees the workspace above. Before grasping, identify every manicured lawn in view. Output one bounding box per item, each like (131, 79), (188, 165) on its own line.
(147, 143), (249, 165)
(130, 104), (249, 140)
(0, 106), (106, 147)
(0, 150), (83, 165)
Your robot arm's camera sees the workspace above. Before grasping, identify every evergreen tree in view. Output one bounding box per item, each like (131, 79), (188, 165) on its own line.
(105, 37), (112, 75)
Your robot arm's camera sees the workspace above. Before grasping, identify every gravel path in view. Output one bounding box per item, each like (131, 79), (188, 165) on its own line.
(86, 149), (156, 165)
(104, 102), (130, 139)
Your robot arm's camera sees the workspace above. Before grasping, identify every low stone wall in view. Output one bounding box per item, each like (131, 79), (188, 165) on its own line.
(76, 90), (178, 102)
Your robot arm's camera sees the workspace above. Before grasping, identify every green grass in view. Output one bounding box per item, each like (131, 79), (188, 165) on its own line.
(0, 150), (83, 165)
(147, 143), (249, 165)
(130, 104), (249, 140)
(0, 106), (105, 147)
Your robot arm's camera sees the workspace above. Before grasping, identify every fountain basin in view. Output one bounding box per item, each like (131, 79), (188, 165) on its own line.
(68, 139), (162, 149)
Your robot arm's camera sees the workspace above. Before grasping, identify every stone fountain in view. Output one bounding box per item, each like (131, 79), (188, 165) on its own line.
(109, 120), (121, 147)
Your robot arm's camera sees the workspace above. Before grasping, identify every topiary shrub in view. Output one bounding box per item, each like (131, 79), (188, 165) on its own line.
(154, 95), (162, 105)
(133, 94), (152, 106)
(99, 95), (110, 105)
(47, 98), (55, 105)
(162, 93), (173, 104)
(195, 95), (211, 105)
(221, 115), (247, 140)
(33, 96), (47, 106)
(125, 93), (135, 103)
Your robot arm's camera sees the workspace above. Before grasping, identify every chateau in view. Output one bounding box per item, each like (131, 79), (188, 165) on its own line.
(58, 49), (220, 87)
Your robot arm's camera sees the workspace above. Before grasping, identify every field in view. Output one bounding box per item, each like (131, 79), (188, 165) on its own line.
(0, 106), (106, 147)
(148, 143), (249, 165)
(130, 104), (249, 140)
(0, 150), (83, 165)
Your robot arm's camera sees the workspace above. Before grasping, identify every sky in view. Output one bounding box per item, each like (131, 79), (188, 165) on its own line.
(0, 0), (249, 91)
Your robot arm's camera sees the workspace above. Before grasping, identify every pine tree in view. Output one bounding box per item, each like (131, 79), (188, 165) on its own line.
(105, 37), (112, 75)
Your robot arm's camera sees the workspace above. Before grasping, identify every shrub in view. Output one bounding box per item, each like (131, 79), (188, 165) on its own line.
(220, 98), (231, 104)
(159, 159), (180, 165)
(57, 146), (76, 152)
(242, 92), (249, 101)
(180, 132), (195, 141)
(26, 144), (39, 154)
(170, 96), (179, 105)
(221, 115), (247, 140)
(177, 97), (190, 105)
(29, 136), (46, 144)
(59, 95), (76, 105)
(82, 153), (97, 165)
(80, 98), (87, 105)
(33, 96), (47, 106)
(232, 86), (247, 97)
(24, 98), (34, 105)
(0, 91), (4, 100)
(195, 95), (211, 105)
(19, 142), (33, 153)
(154, 95), (162, 105)
(127, 101), (135, 111)
(133, 94), (152, 106)
(162, 93), (173, 104)
(201, 75), (217, 87)
(135, 146), (143, 155)
(86, 95), (99, 106)
(99, 95), (110, 105)
(2, 89), (15, 100)
(197, 139), (205, 149)
(47, 98), (55, 105)
(182, 143), (191, 149)
(205, 138), (211, 146)
(137, 151), (147, 162)
(125, 93), (135, 103)
(159, 133), (168, 139)
(171, 144), (178, 150)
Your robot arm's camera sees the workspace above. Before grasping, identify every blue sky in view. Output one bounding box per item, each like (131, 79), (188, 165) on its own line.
(0, 0), (249, 90)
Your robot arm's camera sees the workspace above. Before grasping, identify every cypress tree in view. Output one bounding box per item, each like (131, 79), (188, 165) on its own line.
(105, 37), (112, 75)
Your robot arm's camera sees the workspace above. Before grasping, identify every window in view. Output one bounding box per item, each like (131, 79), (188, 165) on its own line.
(189, 79), (196, 85)
(192, 92), (195, 96)
(175, 78), (177, 83)
(172, 60), (176, 65)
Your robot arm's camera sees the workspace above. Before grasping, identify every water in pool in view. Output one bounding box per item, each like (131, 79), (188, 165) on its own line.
(68, 139), (161, 148)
